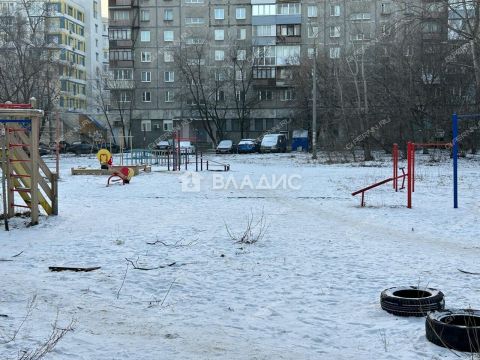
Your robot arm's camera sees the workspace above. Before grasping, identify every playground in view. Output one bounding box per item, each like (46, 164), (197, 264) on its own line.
(1, 146), (479, 359)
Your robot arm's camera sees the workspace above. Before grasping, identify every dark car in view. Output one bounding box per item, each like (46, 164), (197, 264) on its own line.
(67, 141), (98, 155)
(260, 134), (287, 153)
(237, 139), (259, 154)
(49, 141), (70, 153)
(99, 142), (120, 153)
(216, 140), (235, 154)
(39, 143), (50, 156)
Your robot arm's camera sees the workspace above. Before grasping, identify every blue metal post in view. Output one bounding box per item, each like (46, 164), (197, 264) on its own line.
(452, 113), (458, 208)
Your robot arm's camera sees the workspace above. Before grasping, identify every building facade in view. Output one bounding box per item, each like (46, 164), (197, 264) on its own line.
(108, 0), (448, 148)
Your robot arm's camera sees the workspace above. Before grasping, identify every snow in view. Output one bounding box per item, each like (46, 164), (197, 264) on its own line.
(1, 151), (479, 359)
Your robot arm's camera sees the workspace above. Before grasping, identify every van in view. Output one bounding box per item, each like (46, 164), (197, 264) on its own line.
(260, 134), (287, 153)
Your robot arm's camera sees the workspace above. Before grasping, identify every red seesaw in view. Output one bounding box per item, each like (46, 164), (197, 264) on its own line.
(351, 142), (450, 208)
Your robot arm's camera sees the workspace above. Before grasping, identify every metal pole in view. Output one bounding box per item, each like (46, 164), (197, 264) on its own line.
(312, 45), (317, 160)
(1, 124), (9, 231)
(407, 142), (412, 209)
(452, 113), (458, 208)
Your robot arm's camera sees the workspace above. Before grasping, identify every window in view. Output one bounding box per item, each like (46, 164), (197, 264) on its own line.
(307, 48), (316, 59)
(185, 0), (203, 3)
(140, 30), (150, 42)
(142, 91), (151, 102)
(281, 89), (295, 101)
(423, 21), (441, 33)
(109, 29), (131, 40)
(254, 25), (276, 37)
(214, 8), (224, 20)
(141, 120), (152, 131)
(141, 71), (151, 82)
(236, 90), (245, 101)
(164, 71), (174, 82)
(253, 46), (276, 66)
(164, 51), (174, 62)
(215, 50), (225, 61)
(165, 91), (174, 103)
(163, 120), (173, 130)
(308, 5), (317, 17)
(216, 90), (225, 102)
(329, 47), (340, 59)
(215, 71), (226, 81)
(308, 26), (319, 38)
(253, 67), (276, 79)
(258, 90), (273, 101)
(351, 13), (371, 20)
(140, 9), (150, 21)
(252, 4), (275, 16)
(185, 17), (204, 25)
(119, 92), (131, 102)
(141, 51), (152, 62)
(330, 4), (340, 16)
(381, 3), (391, 14)
(214, 29), (224, 40)
(114, 69), (132, 80)
(110, 50), (133, 61)
(236, 70), (244, 81)
(236, 7), (246, 19)
(164, 30), (174, 41)
(278, 24), (301, 37)
(330, 26), (340, 38)
(237, 49), (246, 60)
(276, 45), (300, 65)
(112, 10), (129, 20)
(164, 9), (173, 21)
(238, 28), (247, 40)
(277, 3), (301, 15)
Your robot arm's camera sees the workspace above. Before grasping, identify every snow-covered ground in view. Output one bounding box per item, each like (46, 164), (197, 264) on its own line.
(1, 151), (480, 359)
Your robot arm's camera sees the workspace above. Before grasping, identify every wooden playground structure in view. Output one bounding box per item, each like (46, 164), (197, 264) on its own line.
(0, 101), (58, 227)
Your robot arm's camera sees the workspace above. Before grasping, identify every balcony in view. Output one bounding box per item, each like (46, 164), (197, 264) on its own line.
(109, 0), (139, 8)
(276, 35), (301, 44)
(107, 79), (135, 89)
(109, 39), (134, 49)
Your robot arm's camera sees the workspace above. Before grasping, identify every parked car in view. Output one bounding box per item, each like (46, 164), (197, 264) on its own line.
(154, 140), (173, 151)
(67, 141), (98, 155)
(98, 142), (120, 153)
(237, 139), (259, 154)
(260, 134), (287, 153)
(49, 141), (70, 153)
(178, 141), (195, 154)
(39, 143), (50, 156)
(216, 140), (235, 154)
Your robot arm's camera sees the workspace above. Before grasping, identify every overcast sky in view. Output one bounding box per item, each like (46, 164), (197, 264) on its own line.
(102, 0), (108, 17)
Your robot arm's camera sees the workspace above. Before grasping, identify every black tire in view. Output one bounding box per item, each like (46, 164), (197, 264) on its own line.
(380, 286), (445, 317)
(426, 309), (480, 352)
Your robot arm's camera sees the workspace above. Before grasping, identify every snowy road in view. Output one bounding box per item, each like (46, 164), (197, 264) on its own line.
(1, 152), (479, 359)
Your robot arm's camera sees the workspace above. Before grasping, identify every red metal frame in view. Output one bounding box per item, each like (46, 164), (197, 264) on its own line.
(0, 103), (32, 109)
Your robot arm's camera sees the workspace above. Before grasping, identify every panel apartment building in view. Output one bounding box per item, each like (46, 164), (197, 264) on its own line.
(108, 0), (447, 148)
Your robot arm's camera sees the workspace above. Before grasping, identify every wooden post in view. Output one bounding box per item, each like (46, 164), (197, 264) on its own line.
(1, 123), (9, 230)
(51, 172), (58, 215)
(30, 116), (40, 224)
(5, 125), (14, 218)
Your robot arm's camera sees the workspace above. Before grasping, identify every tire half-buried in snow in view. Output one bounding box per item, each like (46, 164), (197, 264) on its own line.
(426, 309), (480, 352)
(380, 286), (445, 317)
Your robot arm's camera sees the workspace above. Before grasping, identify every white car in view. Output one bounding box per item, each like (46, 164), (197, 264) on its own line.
(178, 141), (195, 154)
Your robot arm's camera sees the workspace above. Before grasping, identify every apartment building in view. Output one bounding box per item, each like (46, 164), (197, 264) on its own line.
(108, 0), (448, 147)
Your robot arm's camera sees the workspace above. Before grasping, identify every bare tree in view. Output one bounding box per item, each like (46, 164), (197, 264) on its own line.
(0, 0), (60, 137)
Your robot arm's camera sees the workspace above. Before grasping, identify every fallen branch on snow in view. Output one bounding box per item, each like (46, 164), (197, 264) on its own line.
(49, 266), (101, 272)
